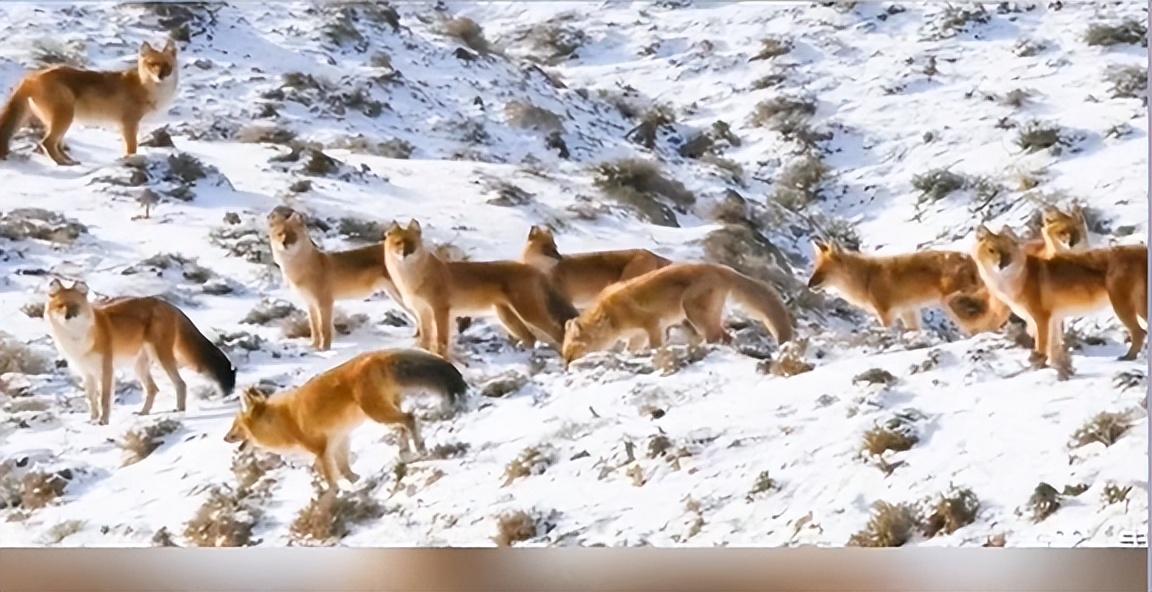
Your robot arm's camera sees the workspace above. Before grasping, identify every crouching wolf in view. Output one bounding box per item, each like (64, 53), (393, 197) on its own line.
(972, 225), (1147, 372)
(44, 279), (236, 425)
(561, 262), (794, 366)
(267, 207), (416, 351)
(223, 349), (467, 491)
(384, 219), (578, 359)
(521, 225), (671, 308)
(0, 40), (179, 165)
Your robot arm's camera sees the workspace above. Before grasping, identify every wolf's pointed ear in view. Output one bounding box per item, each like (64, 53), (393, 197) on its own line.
(999, 226), (1020, 241)
(48, 278), (64, 295)
(72, 281), (89, 296)
(1041, 205), (1061, 223)
(1071, 203), (1086, 221)
(528, 226), (542, 239)
(407, 219), (422, 234)
(565, 318), (580, 336)
(140, 41), (155, 54)
(811, 238), (829, 255)
(242, 387), (267, 411)
(975, 224), (993, 240)
(163, 39), (177, 54)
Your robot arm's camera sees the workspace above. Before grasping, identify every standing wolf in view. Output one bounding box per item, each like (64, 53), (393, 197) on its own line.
(0, 40), (179, 165)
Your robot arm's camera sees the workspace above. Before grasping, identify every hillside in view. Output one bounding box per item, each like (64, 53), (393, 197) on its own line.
(0, 1), (1147, 547)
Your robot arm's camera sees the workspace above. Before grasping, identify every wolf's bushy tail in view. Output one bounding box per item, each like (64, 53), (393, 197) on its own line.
(387, 349), (468, 410)
(0, 82), (30, 159)
(720, 266), (795, 344)
(544, 282), (579, 328)
(174, 311), (237, 396)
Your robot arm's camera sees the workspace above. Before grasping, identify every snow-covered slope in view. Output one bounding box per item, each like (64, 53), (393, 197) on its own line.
(0, 1), (1146, 547)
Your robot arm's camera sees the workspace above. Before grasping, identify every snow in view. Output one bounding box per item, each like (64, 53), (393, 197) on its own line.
(0, 1), (1146, 547)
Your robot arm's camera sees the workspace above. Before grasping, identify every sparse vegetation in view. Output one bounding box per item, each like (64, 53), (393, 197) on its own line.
(1015, 121), (1063, 152)
(503, 446), (555, 486)
(0, 465), (72, 510)
(1071, 411), (1132, 448)
(847, 501), (919, 547)
(862, 411), (922, 457)
(921, 487), (979, 537)
(999, 88), (1033, 108)
(761, 338), (814, 377)
(1102, 483), (1133, 506)
(774, 153), (829, 210)
(747, 470), (777, 498)
(440, 16), (494, 55)
(493, 509), (540, 546)
(30, 38), (87, 67)
(0, 332), (52, 375)
(1105, 65), (1147, 100)
(121, 419), (183, 466)
(0, 208), (88, 243)
(1084, 20), (1146, 47)
(40, 519), (86, 544)
(592, 158), (694, 226)
(291, 480), (386, 544)
(183, 484), (265, 547)
(652, 343), (710, 375)
(926, 4), (990, 40)
(1028, 482), (1060, 522)
(625, 104), (677, 150)
(505, 101), (565, 132)
(749, 96), (816, 133)
(911, 169), (967, 203)
(749, 36), (793, 61)
(519, 21), (586, 64)
(281, 309), (367, 339)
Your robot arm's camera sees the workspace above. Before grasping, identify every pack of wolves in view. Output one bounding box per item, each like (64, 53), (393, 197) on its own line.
(8, 41), (1148, 492)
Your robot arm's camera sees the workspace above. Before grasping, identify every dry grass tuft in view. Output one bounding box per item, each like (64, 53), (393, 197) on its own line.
(0, 208), (88, 243)
(503, 446), (555, 486)
(747, 470), (777, 499)
(0, 332), (52, 375)
(1105, 65), (1147, 101)
(493, 510), (538, 546)
(921, 487), (979, 537)
(290, 480), (385, 544)
(1071, 411), (1132, 448)
(121, 419), (183, 466)
(749, 36), (793, 61)
(861, 411), (923, 457)
(652, 344), (710, 375)
(30, 39), (87, 67)
(1085, 20), (1146, 47)
(592, 158), (694, 226)
(774, 154), (829, 211)
(281, 310), (368, 339)
(1015, 121), (1063, 152)
(847, 501), (919, 547)
(760, 338), (814, 377)
(440, 17), (494, 55)
(505, 101), (565, 132)
(1028, 482), (1060, 523)
(911, 169), (967, 203)
(1101, 483), (1133, 506)
(749, 96), (816, 133)
(182, 484), (264, 547)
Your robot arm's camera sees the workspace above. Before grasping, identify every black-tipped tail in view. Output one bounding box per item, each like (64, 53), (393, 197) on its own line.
(389, 350), (468, 409)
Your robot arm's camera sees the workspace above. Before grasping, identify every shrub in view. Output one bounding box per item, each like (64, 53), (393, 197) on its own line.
(911, 169), (967, 203)
(1105, 65), (1147, 100)
(0, 332), (52, 375)
(521, 23), (586, 63)
(1015, 121), (1063, 152)
(440, 17), (493, 55)
(626, 104), (677, 150)
(30, 39), (87, 67)
(290, 481), (385, 543)
(502, 446), (555, 486)
(121, 419), (183, 466)
(747, 470), (777, 498)
(1102, 483), (1133, 506)
(0, 208), (88, 243)
(774, 154), (828, 210)
(861, 411), (923, 456)
(183, 485), (263, 547)
(592, 159), (694, 226)
(749, 96), (816, 132)
(505, 101), (565, 132)
(749, 36), (792, 61)
(847, 501), (919, 547)
(921, 487), (979, 537)
(493, 510), (538, 546)
(1028, 482), (1060, 522)
(1085, 20), (1146, 47)
(1071, 411), (1132, 447)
